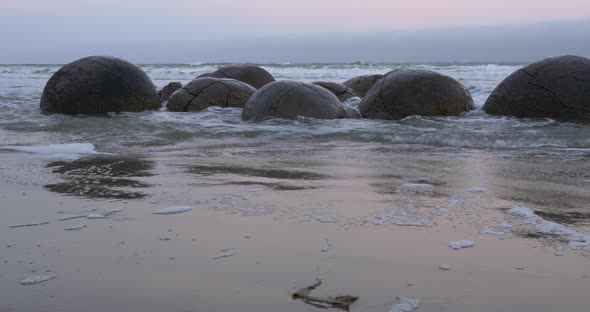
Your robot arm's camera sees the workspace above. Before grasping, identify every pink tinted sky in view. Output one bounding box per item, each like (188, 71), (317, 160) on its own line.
(2, 0), (590, 31)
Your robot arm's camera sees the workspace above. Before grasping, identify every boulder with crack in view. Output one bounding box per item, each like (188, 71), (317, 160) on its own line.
(483, 55), (590, 121)
(167, 77), (256, 112)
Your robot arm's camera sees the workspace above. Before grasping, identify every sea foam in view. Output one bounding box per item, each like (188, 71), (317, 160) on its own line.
(0, 143), (107, 160)
(508, 206), (590, 252)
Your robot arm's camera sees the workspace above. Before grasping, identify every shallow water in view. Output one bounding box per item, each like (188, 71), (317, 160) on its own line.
(1, 62), (590, 312)
(1, 62), (589, 231)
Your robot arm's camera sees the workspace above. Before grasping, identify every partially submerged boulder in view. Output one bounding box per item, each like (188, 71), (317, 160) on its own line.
(342, 74), (384, 97)
(167, 77), (256, 112)
(159, 81), (182, 103)
(40, 56), (160, 114)
(359, 69), (474, 120)
(242, 80), (346, 120)
(483, 55), (590, 121)
(207, 65), (275, 89)
(313, 81), (359, 102)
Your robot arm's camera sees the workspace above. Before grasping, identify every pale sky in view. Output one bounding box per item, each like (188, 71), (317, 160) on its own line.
(1, 0), (589, 63)
(3, 0), (590, 35)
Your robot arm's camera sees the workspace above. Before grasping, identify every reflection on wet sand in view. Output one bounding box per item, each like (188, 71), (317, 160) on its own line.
(187, 164), (326, 180)
(218, 181), (316, 191)
(184, 163), (326, 191)
(45, 157), (154, 200)
(485, 155), (590, 227)
(535, 211), (590, 226)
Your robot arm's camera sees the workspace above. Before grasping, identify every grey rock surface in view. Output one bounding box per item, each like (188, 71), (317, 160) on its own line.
(343, 74), (384, 97)
(207, 65), (275, 89)
(159, 81), (182, 103)
(483, 55), (590, 121)
(40, 56), (160, 114)
(167, 77), (256, 112)
(359, 69), (474, 120)
(313, 81), (359, 102)
(242, 80), (345, 120)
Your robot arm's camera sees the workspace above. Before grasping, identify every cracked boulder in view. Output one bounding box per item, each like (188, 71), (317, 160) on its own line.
(242, 80), (346, 121)
(166, 77), (256, 112)
(483, 55), (590, 121)
(206, 65), (275, 89)
(159, 81), (182, 103)
(40, 56), (160, 114)
(343, 74), (384, 97)
(359, 69), (474, 120)
(313, 81), (359, 102)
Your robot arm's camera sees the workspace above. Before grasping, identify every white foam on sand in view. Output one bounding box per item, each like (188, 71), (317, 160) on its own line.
(508, 205), (590, 253)
(58, 214), (86, 221)
(153, 206), (193, 215)
(0, 143), (109, 160)
(372, 183), (434, 227)
(388, 297), (422, 312)
(449, 240), (475, 250)
(104, 209), (123, 216)
(467, 187), (488, 193)
(20, 275), (56, 285)
(64, 225), (87, 231)
(372, 209), (431, 226)
(9, 221), (49, 228)
(212, 248), (236, 259)
(86, 214), (107, 219)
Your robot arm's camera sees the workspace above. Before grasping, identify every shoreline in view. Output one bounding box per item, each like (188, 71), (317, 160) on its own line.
(1, 147), (589, 312)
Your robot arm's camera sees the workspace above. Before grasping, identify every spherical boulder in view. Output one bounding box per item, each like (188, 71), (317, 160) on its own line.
(207, 66), (275, 89)
(313, 81), (359, 102)
(167, 77), (256, 112)
(159, 81), (182, 103)
(483, 55), (590, 121)
(343, 74), (384, 97)
(241, 80), (346, 121)
(40, 56), (160, 114)
(359, 69), (474, 120)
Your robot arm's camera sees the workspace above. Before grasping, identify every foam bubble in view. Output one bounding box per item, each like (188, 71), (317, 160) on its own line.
(508, 205), (590, 252)
(449, 240), (476, 250)
(388, 297), (421, 312)
(153, 206), (193, 215)
(20, 275), (56, 285)
(0, 143), (107, 160)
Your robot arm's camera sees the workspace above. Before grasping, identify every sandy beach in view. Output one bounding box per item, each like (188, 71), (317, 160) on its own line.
(2, 0), (590, 308)
(1, 142), (589, 312)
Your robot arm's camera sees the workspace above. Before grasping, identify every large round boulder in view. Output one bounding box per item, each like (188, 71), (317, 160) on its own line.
(40, 56), (160, 114)
(313, 81), (359, 102)
(359, 69), (474, 120)
(207, 66), (275, 89)
(159, 81), (182, 103)
(343, 74), (384, 97)
(242, 80), (346, 120)
(483, 55), (590, 121)
(167, 77), (256, 112)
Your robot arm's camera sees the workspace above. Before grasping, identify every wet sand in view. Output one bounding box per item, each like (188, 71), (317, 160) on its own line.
(1, 146), (589, 312)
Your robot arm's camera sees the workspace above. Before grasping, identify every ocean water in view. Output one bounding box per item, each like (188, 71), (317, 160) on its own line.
(1, 62), (589, 153)
(1, 62), (589, 231)
(2, 63), (590, 312)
